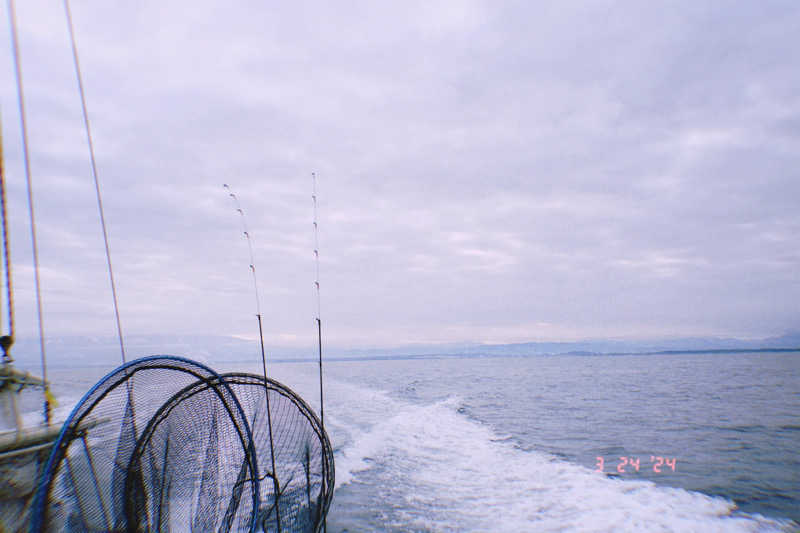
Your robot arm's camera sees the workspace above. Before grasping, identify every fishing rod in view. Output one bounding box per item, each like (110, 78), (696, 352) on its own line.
(223, 183), (282, 532)
(311, 172), (327, 533)
(311, 172), (325, 429)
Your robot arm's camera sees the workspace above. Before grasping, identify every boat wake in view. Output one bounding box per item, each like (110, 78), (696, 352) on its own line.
(326, 380), (796, 533)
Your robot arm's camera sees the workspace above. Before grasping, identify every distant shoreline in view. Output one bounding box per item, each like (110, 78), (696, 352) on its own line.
(611, 347), (800, 356)
(28, 347), (800, 370)
(214, 347), (800, 365)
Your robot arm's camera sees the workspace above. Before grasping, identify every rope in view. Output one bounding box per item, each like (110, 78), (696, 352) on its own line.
(63, 0), (127, 364)
(7, 0), (51, 424)
(223, 184), (281, 532)
(0, 121), (15, 360)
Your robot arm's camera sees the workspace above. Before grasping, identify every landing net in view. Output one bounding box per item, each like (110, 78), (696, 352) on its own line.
(30, 357), (334, 533)
(31, 356), (259, 532)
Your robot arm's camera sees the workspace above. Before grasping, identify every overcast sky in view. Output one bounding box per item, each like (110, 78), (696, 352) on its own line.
(0, 1), (798, 350)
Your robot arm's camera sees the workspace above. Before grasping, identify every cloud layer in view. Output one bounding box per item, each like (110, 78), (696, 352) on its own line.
(1, 0), (798, 348)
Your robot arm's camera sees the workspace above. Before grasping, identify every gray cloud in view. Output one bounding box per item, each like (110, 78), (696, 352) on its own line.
(1, 0), (798, 350)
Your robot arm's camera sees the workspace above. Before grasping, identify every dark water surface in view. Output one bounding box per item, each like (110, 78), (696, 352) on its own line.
(415, 353), (798, 516)
(319, 351), (799, 531)
(32, 351), (800, 532)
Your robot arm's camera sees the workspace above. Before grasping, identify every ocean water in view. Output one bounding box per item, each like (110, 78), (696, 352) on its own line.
(30, 351), (800, 532)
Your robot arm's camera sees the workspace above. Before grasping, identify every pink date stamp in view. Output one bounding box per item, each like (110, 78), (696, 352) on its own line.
(595, 456), (677, 474)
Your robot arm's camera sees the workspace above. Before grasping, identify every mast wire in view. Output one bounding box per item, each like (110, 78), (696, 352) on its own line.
(7, 0), (51, 424)
(63, 0), (126, 365)
(223, 184), (282, 532)
(312, 171), (326, 533)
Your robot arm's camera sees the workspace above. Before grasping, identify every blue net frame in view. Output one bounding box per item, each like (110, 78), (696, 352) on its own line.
(30, 356), (259, 533)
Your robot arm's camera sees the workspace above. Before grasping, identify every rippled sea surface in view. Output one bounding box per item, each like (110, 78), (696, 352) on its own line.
(42, 351), (800, 532)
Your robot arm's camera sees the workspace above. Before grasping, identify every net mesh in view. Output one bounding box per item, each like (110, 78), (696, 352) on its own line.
(30, 358), (334, 533)
(219, 374), (334, 533)
(31, 356), (258, 532)
(125, 374), (259, 532)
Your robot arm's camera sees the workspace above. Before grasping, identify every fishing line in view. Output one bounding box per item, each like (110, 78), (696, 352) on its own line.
(7, 0), (51, 424)
(63, 0), (127, 365)
(223, 183), (282, 532)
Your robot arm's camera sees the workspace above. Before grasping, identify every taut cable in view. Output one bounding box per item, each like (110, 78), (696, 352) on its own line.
(63, 0), (127, 364)
(7, 0), (51, 424)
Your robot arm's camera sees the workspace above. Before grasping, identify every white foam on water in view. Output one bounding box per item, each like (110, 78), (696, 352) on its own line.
(323, 382), (403, 488)
(329, 384), (795, 533)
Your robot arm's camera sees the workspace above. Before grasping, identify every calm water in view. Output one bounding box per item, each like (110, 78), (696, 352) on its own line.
(30, 351), (800, 532)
